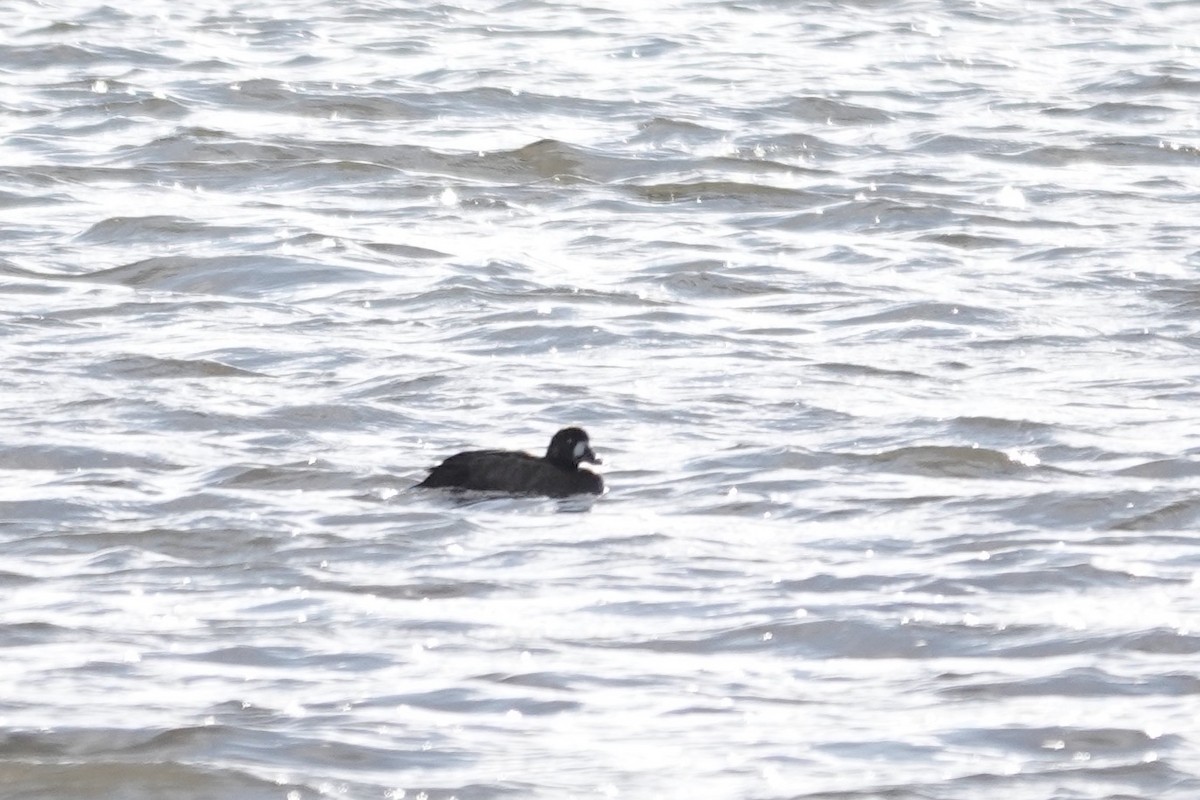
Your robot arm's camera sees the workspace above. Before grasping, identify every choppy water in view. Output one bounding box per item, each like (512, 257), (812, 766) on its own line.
(3, 1), (1200, 798)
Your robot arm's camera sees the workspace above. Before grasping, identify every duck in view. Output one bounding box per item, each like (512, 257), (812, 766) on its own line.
(416, 427), (604, 497)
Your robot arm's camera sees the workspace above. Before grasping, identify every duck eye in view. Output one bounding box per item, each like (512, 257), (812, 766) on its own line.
(572, 441), (588, 459)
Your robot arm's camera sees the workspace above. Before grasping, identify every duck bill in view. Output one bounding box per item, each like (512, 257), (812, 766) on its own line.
(583, 447), (601, 465)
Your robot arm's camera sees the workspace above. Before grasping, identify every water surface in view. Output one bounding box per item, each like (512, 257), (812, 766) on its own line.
(3, 1), (1200, 798)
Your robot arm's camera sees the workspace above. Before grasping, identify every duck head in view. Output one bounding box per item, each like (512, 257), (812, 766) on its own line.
(546, 427), (601, 470)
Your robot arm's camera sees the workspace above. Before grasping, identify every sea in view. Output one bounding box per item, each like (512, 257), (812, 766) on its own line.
(2, 1), (1200, 798)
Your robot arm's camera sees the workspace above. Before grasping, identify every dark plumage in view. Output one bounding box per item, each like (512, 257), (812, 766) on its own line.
(416, 427), (604, 497)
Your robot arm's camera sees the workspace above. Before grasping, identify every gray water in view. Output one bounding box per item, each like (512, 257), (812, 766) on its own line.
(3, 1), (1200, 798)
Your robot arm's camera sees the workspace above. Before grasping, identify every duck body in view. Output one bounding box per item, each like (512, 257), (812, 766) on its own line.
(417, 427), (604, 497)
